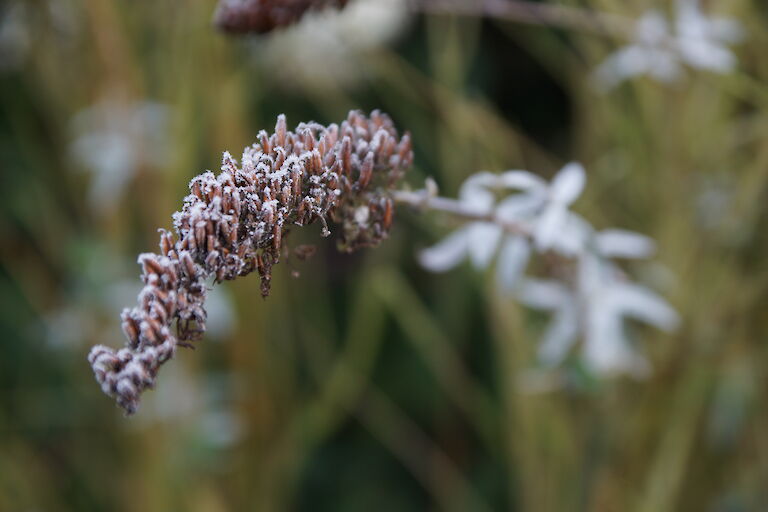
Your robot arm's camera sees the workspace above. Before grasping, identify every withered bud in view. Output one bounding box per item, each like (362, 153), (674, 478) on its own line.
(214, 0), (349, 35)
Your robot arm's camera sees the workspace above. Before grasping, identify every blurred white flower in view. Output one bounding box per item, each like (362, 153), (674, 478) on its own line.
(594, 0), (743, 89)
(70, 98), (171, 212)
(517, 278), (579, 366)
(674, 0), (743, 71)
(518, 257), (678, 376)
(417, 161), (679, 377)
(532, 162), (590, 255)
(496, 235), (530, 292)
(578, 253), (679, 375)
(419, 169), (544, 274)
(256, 0), (410, 90)
(418, 175), (502, 271)
(419, 163), (589, 276)
(595, 11), (681, 88)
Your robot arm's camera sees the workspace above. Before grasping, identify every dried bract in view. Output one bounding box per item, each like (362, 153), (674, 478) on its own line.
(214, 0), (348, 34)
(88, 110), (412, 414)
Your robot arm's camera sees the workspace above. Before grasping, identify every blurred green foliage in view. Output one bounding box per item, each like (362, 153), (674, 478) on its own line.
(1, 0), (768, 510)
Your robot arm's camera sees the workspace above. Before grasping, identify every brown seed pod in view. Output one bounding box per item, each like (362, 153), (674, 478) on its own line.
(121, 312), (140, 345)
(382, 197), (394, 230)
(358, 152), (374, 189)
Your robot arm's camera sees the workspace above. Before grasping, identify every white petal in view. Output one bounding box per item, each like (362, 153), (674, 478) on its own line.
(636, 10), (672, 45)
(549, 162), (586, 205)
(517, 278), (572, 310)
(496, 236), (530, 292)
(675, 0), (707, 38)
(678, 39), (736, 72)
(418, 228), (470, 272)
(460, 171), (499, 190)
(497, 170), (547, 191)
(584, 305), (648, 376)
(537, 300), (580, 366)
(606, 283), (680, 331)
(495, 192), (545, 222)
(577, 250), (609, 296)
(595, 229), (656, 258)
(533, 204), (567, 251)
(548, 213), (591, 256)
(593, 48), (641, 90)
(459, 172), (497, 214)
(467, 223), (503, 269)
(595, 42), (684, 89)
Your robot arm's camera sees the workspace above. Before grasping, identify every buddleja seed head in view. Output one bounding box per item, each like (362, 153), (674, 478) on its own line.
(88, 110), (412, 414)
(214, 0), (349, 34)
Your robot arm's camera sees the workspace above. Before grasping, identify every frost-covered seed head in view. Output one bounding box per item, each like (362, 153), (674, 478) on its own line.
(88, 110), (412, 414)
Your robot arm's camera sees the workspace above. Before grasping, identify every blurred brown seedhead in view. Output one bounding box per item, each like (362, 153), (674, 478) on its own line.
(214, 0), (348, 34)
(88, 110), (412, 414)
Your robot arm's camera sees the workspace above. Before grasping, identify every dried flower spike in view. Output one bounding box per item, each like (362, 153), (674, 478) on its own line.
(88, 110), (412, 414)
(214, 0), (349, 34)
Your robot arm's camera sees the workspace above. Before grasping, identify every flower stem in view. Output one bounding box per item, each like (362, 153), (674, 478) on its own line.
(393, 188), (531, 236)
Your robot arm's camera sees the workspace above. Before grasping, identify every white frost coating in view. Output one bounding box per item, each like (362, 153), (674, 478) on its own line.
(220, 151), (236, 171)
(418, 162), (679, 378)
(354, 205), (370, 226)
(116, 379), (137, 397)
(261, 199), (278, 212)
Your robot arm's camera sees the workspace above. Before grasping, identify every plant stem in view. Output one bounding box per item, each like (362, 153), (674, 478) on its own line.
(416, 0), (635, 37)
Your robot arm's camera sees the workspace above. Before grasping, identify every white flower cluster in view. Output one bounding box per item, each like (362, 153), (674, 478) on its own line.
(419, 163), (679, 377)
(594, 0), (743, 89)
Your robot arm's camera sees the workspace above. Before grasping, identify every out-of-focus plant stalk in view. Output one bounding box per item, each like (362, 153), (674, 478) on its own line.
(416, 0), (634, 36)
